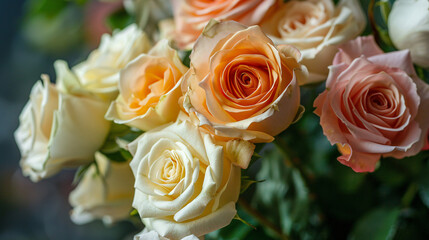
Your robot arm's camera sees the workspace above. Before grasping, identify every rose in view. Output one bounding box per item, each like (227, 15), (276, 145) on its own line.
(181, 20), (306, 143)
(134, 229), (199, 240)
(69, 152), (134, 225)
(171, 0), (277, 49)
(14, 65), (111, 182)
(73, 24), (151, 100)
(105, 39), (188, 131)
(314, 36), (429, 172)
(128, 120), (242, 239)
(260, 0), (365, 84)
(388, 0), (429, 68)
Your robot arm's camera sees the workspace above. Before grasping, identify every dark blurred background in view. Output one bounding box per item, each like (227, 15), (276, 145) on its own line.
(0, 0), (137, 239)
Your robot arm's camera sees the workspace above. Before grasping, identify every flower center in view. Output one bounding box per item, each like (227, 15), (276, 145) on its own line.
(161, 151), (182, 182)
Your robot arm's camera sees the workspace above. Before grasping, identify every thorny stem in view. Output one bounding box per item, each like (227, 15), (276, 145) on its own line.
(238, 198), (289, 240)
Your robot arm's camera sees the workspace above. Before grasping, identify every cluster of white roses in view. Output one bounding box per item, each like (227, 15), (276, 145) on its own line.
(14, 0), (429, 239)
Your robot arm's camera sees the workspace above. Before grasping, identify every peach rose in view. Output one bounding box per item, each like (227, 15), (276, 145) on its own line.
(172, 0), (278, 49)
(105, 39), (188, 131)
(261, 0), (365, 84)
(182, 20), (307, 143)
(314, 36), (429, 172)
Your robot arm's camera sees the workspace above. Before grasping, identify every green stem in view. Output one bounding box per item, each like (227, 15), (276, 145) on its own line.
(273, 138), (314, 196)
(238, 198), (289, 240)
(368, 0), (381, 44)
(401, 182), (418, 208)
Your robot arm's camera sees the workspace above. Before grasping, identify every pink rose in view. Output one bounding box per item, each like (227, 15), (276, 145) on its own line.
(172, 0), (278, 49)
(314, 36), (429, 172)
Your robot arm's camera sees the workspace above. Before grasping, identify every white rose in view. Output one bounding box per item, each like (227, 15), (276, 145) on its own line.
(261, 0), (366, 84)
(14, 70), (110, 182)
(73, 24), (151, 100)
(105, 39), (188, 131)
(128, 120), (242, 239)
(134, 228), (199, 240)
(69, 152), (134, 225)
(388, 0), (429, 68)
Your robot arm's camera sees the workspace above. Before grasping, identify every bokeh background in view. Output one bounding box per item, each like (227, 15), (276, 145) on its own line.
(2, 1), (429, 240)
(0, 1), (138, 239)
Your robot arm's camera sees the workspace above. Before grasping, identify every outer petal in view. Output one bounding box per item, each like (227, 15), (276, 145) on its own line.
(134, 229), (200, 240)
(143, 202), (236, 239)
(393, 77), (429, 157)
(15, 76), (110, 182)
(69, 152), (134, 225)
(336, 143), (381, 172)
(190, 20), (247, 79)
(388, 0), (429, 67)
(333, 35), (384, 65)
(48, 93), (110, 162)
(106, 39), (188, 131)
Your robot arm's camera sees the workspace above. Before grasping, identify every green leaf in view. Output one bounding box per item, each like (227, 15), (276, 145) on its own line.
(70, 0), (88, 5)
(252, 152), (263, 159)
(179, 50), (192, 68)
(375, 0), (391, 24)
(107, 8), (135, 31)
(418, 162), (429, 209)
(72, 161), (94, 185)
(349, 207), (400, 240)
(27, 0), (68, 18)
(99, 123), (141, 163)
(234, 213), (256, 230)
(241, 176), (264, 194)
(336, 168), (366, 193)
(206, 207), (274, 240)
(118, 129), (143, 143)
(253, 144), (310, 235)
(376, 26), (394, 47)
(102, 150), (128, 163)
(130, 209), (139, 216)
(99, 123), (130, 153)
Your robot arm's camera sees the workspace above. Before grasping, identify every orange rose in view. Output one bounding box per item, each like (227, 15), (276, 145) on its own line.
(182, 20), (307, 143)
(172, 0), (278, 49)
(106, 39), (188, 131)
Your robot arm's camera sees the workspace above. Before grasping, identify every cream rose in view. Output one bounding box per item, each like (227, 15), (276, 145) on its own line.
(182, 20), (306, 143)
(105, 39), (188, 131)
(388, 0), (429, 68)
(172, 0), (277, 49)
(14, 70), (110, 182)
(128, 120), (242, 239)
(69, 152), (134, 225)
(261, 0), (365, 84)
(73, 24), (151, 100)
(134, 229), (199, 240)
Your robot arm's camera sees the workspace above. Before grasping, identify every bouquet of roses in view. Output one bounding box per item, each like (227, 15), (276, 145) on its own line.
(14, 0), (429, 239)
